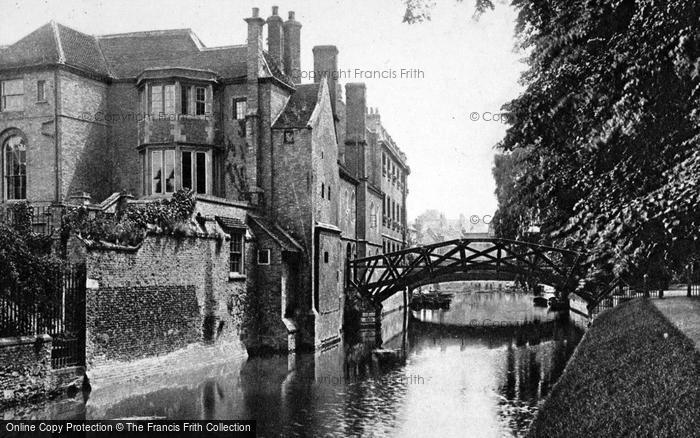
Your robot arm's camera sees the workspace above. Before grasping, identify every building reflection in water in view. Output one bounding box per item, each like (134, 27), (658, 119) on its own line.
(42, 289), (579, 438)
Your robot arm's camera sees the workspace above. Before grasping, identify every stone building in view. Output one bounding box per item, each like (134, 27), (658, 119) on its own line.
(0, 7), (409, 354)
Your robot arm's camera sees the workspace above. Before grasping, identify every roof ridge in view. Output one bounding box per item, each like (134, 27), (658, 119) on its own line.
(50, 20), (65, 64)
(96, 28), (193, 38)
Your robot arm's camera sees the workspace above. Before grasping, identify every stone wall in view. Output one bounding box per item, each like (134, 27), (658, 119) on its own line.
(80, 232), (249, 370)
(0, 335), (53, 409)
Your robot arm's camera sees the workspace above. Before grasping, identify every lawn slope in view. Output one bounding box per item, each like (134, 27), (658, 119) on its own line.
(528, 299), (700, 437)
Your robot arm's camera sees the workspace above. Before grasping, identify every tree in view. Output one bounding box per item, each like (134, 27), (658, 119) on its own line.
(405, 0), (700, 286)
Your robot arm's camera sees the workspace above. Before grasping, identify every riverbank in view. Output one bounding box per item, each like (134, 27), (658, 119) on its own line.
(528, 298), (700, 437)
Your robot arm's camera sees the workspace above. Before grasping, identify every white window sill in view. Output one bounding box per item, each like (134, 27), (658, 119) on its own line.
(229, 273), (246, 281)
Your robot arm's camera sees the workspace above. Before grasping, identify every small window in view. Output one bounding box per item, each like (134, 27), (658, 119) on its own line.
(181, 85), (190, 115)
(321, 183), (325, 198)
(233, 98), (247, 120)
(150, 85), (162, 115)
(163, 85), (175, 114)
(327, 185), (331, 201)
(1, 79), (24, 111)
(258, 249), (271, 265)
(182, 151), (192, 190)
(230, 232), (245, 274)
(284, 130), (295, 143)
(195, 87), (206, 115)
(36, 80), (46, 102)
(195, 151), (207, 194)
(324, 251), (329, 263)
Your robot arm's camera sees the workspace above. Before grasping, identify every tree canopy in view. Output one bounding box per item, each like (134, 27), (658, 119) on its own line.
(405, 0), (700, 286)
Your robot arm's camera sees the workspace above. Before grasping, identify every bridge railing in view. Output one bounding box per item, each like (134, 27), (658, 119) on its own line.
(349, 238), (581, 302)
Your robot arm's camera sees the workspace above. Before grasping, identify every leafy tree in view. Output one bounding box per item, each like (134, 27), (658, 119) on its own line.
(406, 0), (700, 286)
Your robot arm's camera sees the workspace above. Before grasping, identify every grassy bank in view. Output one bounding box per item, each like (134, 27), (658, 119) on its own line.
(528, 298), (700, 437)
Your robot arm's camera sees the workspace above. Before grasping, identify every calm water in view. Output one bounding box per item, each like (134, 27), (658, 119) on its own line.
(19, 289), (581, 437)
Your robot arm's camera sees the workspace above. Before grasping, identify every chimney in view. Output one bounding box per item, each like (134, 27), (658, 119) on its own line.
(244, 7), (265, 206)
(267, 6), (284, 70)
(367, 106), (381, 131)
(312, 45), (339, 117)
(345, 83), (367, 144)
(283, 11), (302, 84)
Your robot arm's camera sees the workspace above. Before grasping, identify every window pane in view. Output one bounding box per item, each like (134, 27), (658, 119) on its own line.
(4, 95), (22, 111)
(195, 87), (206, 115)
(195, 152), (206, 194)
(164, 149), (175, 193)
(151, 150), (162, 194)
(37, 81), (45, 101)
(3, 80), (23, 95)
(234, 99), (246, 120)
(182, 151), (192, 190)
(151, 85), (162, 114)
(181, 86), (190, 115)
(163, 85), (175, 114)
(5, 136), (27, 200)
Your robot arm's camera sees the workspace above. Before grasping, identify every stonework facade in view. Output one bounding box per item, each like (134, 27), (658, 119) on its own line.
(0, 6), (409, 355)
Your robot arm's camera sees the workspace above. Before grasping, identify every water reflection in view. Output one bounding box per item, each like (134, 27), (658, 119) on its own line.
(17, 290), (579, 438)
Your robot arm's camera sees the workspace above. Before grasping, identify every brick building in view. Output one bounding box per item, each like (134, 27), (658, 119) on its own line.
(0, 7), (409, 353)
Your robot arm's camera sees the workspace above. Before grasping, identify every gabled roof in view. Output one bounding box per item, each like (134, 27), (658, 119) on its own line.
(0, 21), (292, 85)
(273, 83), (321, 129)
(247, 215), (303, 253)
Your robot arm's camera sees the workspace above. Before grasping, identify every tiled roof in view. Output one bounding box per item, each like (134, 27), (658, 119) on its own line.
(248, 215), (303, 253)
(57, 23), (109, 76)
(0, 22), (292, 85)
(0, 23), (61, 70)
(273, 83), (321, 129)
(215, 216), (246, 230)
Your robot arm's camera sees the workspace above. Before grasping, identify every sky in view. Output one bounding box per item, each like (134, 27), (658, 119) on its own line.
(0, 0), (526, 222)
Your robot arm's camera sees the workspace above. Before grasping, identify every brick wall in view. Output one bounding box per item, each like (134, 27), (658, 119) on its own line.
(87, 286), (200, 362)
(81, 232), (249, 369)
(0, 69), (59, 204)
(0, 335), (53, 409)
(107, 82), (140, 197)
(58, 70), (111, 201)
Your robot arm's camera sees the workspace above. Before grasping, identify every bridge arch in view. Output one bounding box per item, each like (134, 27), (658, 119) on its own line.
(348, 238), (581, 303)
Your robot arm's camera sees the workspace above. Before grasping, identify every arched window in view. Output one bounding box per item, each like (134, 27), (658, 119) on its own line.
(370, 202), (377, 228)
(4, 134), (26, 200)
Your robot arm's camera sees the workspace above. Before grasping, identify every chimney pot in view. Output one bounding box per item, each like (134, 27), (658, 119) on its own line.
(272, 6), (279, 15)
(289, 11), (296, 20)
(252, 7), (259, 17)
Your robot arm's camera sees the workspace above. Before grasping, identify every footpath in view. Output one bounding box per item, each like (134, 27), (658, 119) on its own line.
(652, 295), (700, 350)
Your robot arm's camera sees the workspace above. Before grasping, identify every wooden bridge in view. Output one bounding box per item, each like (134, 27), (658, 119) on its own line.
(348, 238), (582, 303)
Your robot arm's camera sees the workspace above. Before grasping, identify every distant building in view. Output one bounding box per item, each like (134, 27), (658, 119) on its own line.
(0, 7), (409, 353)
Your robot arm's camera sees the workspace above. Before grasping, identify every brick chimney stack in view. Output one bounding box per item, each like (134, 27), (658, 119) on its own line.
(283, 11), (302, 84)
(244, 7), (265, 205)
(313, 45), (339, 117)
(267, 6), (284, 70)
(345, 83), (367, 178)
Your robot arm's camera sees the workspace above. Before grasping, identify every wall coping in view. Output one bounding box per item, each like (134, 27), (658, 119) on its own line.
(0, 334), (52, 347)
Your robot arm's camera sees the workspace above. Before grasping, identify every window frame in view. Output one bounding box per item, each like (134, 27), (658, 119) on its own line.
(36, 80), (46, 102)
(195, 86), (206, 115)
(1, 79), (24, 112)
(3, 134), (27, 201)
(257, 249), (271, 265)
(229, 231), (245, 274)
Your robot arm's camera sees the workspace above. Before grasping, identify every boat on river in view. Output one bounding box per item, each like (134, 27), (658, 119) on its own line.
(411, 291), (453, 310)
(533, 296), (548, 307)
(548, 297), (569, 311)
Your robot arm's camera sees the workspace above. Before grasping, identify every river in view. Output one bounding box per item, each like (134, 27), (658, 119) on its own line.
(12, 288), (582, 437)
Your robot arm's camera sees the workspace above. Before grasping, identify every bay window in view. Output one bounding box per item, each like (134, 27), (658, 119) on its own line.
(146, 148), (211, 196)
